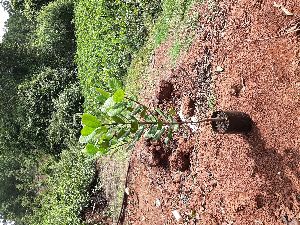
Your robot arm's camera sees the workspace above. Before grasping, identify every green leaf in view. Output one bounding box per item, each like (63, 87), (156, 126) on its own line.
(120, 130), (131, 141)
(108, 78), (122, 91)
(82, 114), (101, 128)
(112, 116), (125, 124)
(116, 129), (126, 138)
(132, 106), (144, 115)
(96, 95), (107, 104)
(133, 126), (145, 142)
(144, 125), (157, 139)
(155, 108), (168, 120)
(157, 119), (163, 130)
(96, 88), (110, 99)
(84, 144), (99, 155)
(113, 89), (125, 103)
(164, 137), (170, 144)
(99, 140), (110, 148)
(153, 127), (166, 140)
(164, 128), (173, 144)
(169, 108), (176, 116)
(81, 126), (96, 136)
(101, 97), (115, 112)
(130, 120), (139, 133)
(107, 108), (123, 117)
(79, 129), (98, 144)
(173, 124), (179, 132)
(98, 147), (109, 155)
(140, 107), (147, 118)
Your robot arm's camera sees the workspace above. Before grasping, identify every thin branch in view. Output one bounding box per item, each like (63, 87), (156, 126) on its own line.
(124, 96), (157, 120)
(101, 118), (224, 127)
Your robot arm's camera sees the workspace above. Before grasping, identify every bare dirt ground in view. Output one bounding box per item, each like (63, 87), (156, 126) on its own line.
(120, 0), (300, 224)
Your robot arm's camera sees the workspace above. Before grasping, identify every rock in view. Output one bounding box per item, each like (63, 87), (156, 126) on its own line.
(215, 66), (224, 72)
(172, 210), (182, 222)
(155, 198), (161, 207)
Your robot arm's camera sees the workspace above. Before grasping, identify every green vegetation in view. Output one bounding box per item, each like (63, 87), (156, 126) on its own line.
(126, 0), (202, 95)
(0, 0), (89, 223)
(0, 0), (205, 223)
(23, 146), (95, 225)
(74, 0), (162, 112)
(79, 80), (180, 155)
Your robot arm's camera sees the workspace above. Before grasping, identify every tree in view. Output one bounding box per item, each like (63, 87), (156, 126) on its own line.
(34, 0), (76, 68)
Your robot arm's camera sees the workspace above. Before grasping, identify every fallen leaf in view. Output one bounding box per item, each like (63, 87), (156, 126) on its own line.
(273, 2), (281, 8)
(281, 6), (293, 16)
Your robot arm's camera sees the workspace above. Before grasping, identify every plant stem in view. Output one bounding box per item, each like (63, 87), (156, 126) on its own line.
(124, 96), (157, 120)
(101, 118), (224, 126)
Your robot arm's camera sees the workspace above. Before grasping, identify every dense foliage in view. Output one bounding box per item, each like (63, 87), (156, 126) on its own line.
(75, 0), (162, 112)
(1, 0), (164, 223)
(23, 146), (94, 225)
(0, 0), (88, 223)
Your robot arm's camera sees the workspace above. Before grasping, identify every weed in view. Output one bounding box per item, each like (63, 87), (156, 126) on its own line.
(208, 94), (216, 110)
(170, 38), (182, 63)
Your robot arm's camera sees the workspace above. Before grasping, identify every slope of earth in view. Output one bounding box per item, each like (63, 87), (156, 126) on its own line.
(121, 0), (300, 224)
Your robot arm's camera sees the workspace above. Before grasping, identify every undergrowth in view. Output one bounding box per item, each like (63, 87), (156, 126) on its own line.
(126, 0), (203, 95)
(24, 145), (95, 225)
(75, 0), (162, 113)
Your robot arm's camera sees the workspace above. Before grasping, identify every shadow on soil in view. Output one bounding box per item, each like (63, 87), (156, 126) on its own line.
(244, 124), (300, 221)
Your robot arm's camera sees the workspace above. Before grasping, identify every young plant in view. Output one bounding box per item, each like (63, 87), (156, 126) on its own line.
(80, 78), (221, 155)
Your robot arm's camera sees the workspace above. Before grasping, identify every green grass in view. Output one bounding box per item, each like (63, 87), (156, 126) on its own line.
(125, 0), (203, 95)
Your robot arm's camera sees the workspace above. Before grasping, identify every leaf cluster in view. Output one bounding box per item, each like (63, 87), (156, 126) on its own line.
(80, 78), (178, 155)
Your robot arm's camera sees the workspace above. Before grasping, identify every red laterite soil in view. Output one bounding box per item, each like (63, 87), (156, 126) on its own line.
(120, 0), (300, 224)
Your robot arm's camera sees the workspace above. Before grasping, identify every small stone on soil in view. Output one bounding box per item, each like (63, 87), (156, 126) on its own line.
(172, 210), (182, 222)
(155, 198), (161, 207)
(215, 66), (224, 72)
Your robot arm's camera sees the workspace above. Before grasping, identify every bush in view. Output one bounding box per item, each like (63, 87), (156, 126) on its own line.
(48, 82), (84, 148)
(17, 67), (81, 154)
(24, 146), (95, 225)
(34, 0), (75, 68)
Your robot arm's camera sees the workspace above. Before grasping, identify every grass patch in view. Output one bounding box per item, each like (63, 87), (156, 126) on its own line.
(126, 0), (203, 95)
(170, 38), (182, 62)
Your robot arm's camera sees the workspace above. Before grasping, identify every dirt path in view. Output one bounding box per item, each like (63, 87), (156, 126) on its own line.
(122, 1), (300, 224)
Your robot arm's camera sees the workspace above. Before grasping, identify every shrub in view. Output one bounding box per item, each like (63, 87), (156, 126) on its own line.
(17, 67), (80, 154)
(34, 0), (75, 68)
(24, 146), (95, 225)
(48, 82), (84, 148)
